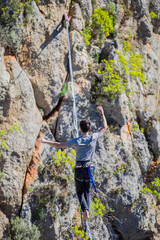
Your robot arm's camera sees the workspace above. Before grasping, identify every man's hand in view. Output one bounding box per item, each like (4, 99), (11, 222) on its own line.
(96, 106), (104, 115)
(97, 106), (107, 136)
(36, 138), (68, 148)
(36, 138), (46, 143)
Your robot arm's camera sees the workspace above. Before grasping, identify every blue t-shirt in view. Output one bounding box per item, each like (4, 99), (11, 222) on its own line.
(66, 132), (101, 165)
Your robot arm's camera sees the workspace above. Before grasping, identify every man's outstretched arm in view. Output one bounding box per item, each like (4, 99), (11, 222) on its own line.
(97, 106), (107, 136)
(37, 138), (68, 148)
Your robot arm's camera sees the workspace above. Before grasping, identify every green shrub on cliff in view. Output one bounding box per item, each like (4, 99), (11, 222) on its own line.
(0, 0), (36, 27)
(82, 23), (92, 45)
(96, 59), (125, 99)
(0, 172), (4, 182)
(82, 8), (114, 45)
(90, 197), (105, 217)
(92, 40), (145, 101)
(149, 11), (158, 19)
(140, 177), (160, 200)
(0, 0), (24, 27)
(0, 0), (40, 50)
(91, 8), (114, 37)
(6, 217), (40, 240)
(0, 123), (20, 156)
(71, 225), (89, 240)
(0, 129), (8, 156)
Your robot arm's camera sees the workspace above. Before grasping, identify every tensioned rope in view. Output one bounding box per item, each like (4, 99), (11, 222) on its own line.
(65, 14), (79, 138)
(65, 14), (95, 240)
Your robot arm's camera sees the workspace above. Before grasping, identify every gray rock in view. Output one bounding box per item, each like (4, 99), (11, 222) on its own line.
(100, 39), (118, 61)
(18, 2), (68, 116)
(39, 121), (56, 165)
(70, 3), (85, 32)
(0, 211), (8, 239)
(148, 120), (160, 159)
(136, 111), (160, 159)
(133, 0), (149, 19)
(136, 110), (151, 129)
(149, 0), (160, 34)
(76, 0), (92, 20)
(46, 111), (59, 135)
(90, 46), (101, 59)
(101, 93), (130, 127)
(0, 51), (42, 216)
(55, 78), (102, 142)
(0, 48), (10, 122)
(0, 0), (160, 239)
(131, 121), (153, 173)
(94, 132), (157, 240)
(21, 125), (78, 240)
(137, 17), (152, 44)
(71, 30), (89, 77)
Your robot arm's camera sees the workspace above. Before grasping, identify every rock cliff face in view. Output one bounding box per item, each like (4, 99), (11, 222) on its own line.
(0, 0), (160, 239)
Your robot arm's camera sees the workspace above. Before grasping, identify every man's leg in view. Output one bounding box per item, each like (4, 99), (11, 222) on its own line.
(84, 171), (91, 221)
(75, 169), (89, 212)
(84, 180), (91, 210)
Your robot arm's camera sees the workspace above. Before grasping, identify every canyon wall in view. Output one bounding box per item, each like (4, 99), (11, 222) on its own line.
(0, 0), (160, 239)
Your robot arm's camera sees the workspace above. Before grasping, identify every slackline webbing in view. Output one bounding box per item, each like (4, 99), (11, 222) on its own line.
(65, 14), (79, 138)
(65, 14), (95, 240)
(86, 220), (95, 240)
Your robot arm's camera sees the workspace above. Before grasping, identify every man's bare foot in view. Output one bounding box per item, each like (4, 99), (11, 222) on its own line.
(83, 210), (89, 222)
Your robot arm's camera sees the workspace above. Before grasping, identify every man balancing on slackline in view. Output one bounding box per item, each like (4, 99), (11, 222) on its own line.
(37, 106), (107, 222)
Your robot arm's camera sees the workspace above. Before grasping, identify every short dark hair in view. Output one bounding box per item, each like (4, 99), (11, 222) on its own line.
(80, 119), (91, 133)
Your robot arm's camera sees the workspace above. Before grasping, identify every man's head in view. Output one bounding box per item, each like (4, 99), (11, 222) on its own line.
(80, 119), (91, 133)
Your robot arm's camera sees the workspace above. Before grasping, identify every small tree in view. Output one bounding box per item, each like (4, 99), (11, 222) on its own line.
(6, 217), (40, 240)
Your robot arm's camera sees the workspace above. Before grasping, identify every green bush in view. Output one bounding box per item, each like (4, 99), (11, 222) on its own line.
(91, 8), (114, 37)
(114, 165), (125, 175)
(71, 225), (88, 240)
(149, 11), (158, 19)
(40, 149), (76, 183)
(0, 123), (20, 156)
(108, 3), (116, 15)
(51, 149), (76, 170)
(59, 82), (68, 97)
(82, 23), (92, 45)
(82, 8), (114, 45)
(6, 217), (40, 240)
(92, 40), (145, 100)
(0, 0), (25, 27)
(0, 128), (8, 156)
(90, 197), (105, 217)
(140, 177), (160, 200)
(0, 172), (4, 182)
(97, 59), (125, 99)
(0, 0), (39, 49)
(0, 0), (36, 27)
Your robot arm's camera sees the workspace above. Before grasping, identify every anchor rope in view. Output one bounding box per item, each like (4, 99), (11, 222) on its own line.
(65, 14), (95, 240)
(65, 14), (79, 138)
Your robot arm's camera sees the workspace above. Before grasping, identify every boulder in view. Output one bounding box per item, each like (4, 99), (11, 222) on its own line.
(148, 120), (160, 159)
(101, 93), (130, 127)
(131, 121), (153, 173)
(133, 0), (149, 19)
(149, 0), (160, 34)
(137, 16), (152, 44)
(0, 48), (10, 122)
(0, 211), (8, 239)
(70, 3), (85, 32)
(100, 39), (118, 61)
(18, 1), (68, 116)
(76, 0), (92, 20)
(0, 49), (42, 216)
(71, 31), (90, 78)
